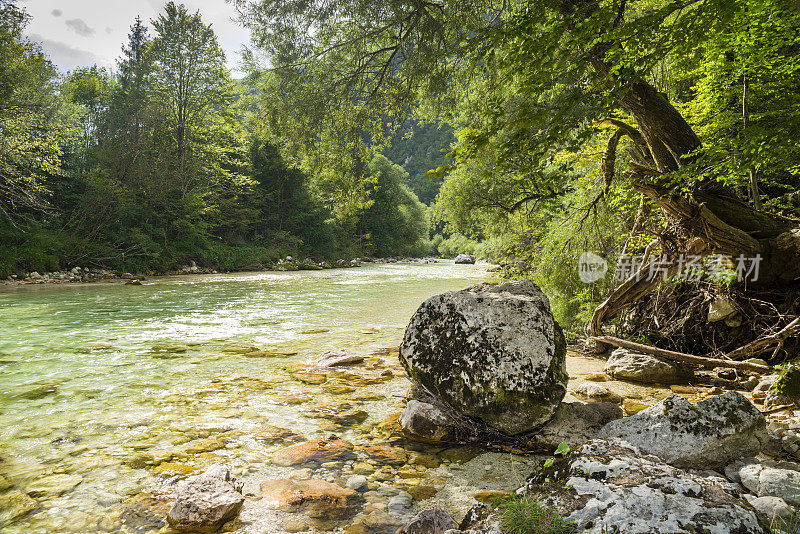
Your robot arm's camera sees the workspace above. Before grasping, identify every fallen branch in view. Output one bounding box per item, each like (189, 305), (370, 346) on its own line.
(725, 317), (800, 360)
(761, 404), (796, 415)
(590, 335), (773, 374)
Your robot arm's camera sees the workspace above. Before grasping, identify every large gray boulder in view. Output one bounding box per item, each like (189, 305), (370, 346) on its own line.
(400, 280), (568, 435)
(599, 392), (768, 469)
(604, 348), (692, 384)
(454, 254), (476, 264)
(167, 465), (245, 532)
(532, 439), (770, 534)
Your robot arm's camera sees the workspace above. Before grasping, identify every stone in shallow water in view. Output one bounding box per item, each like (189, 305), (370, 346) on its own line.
(259, 478), (363, 519)
(184, 437), (226, 455)
(220, 346), (260, 354)
(0, 474), (13, 492)
(25, 473), (82, 497)
(361, 445), (408, 466)
(399, 507), (457, 534)
(573, 382), (622, 403)
(0, 491), (37, 526)
(152, 462), (199, 478)
(400, 280), (568, 435)
(121, 492), (171, 531)
(272, 435), (356, 466)
(282, 518), (311, 532)
(311, 349), (365, 368)
(303, 402), (369, 426)
(18, 382), (60, 400)
(167, 465), (244, 532)
(599, 392), (768, 469)
(253, 424), (306, 445)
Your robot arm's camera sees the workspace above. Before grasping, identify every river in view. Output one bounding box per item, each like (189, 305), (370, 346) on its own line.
(0, 262), (513, 533)
(0, 261), (673, 533)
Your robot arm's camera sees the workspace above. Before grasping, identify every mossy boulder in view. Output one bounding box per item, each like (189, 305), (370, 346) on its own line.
(399, 280), (568, 435)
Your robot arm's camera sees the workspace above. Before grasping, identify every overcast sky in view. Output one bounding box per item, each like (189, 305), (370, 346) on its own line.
(20, 0), (250, 75)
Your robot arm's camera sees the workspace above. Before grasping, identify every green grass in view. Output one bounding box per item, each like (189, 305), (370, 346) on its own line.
(493, 493), (578, 534)
(771, 508), (800, 533)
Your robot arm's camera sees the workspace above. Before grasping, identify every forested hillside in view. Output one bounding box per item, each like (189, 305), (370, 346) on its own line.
(383, 122), (454, 205)
(0, 0), (437, 277)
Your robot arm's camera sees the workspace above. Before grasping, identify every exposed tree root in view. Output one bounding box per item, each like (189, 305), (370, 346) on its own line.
(618, 281), (800, 363)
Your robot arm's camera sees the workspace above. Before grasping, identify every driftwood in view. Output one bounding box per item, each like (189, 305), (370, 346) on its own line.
(590, 335), (773, 374)
(726, 317), (800, 360)
(761, 404), (796, 416)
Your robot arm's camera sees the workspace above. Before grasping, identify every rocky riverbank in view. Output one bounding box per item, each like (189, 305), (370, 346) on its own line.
(0, 257), (461, 286)
(3, 277), (797, 534)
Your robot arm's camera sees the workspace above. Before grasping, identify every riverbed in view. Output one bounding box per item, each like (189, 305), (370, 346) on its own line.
(0, 262), (676, 533)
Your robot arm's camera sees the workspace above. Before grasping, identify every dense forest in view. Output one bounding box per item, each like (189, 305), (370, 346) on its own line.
(3, 0), (800, 347)
(0, 0), (456, 278)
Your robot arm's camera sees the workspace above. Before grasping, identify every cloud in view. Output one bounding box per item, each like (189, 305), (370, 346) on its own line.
(27, 34), (112, 71)
(51, 9), (63, 17)
(65, 18), (96, 38)
(106, 27), (113, 35)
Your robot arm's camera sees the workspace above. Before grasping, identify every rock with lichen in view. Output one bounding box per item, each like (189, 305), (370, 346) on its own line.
(599, 391), (768, 469)
(399, 280), (568, 435)
(528, 439), (770, 534)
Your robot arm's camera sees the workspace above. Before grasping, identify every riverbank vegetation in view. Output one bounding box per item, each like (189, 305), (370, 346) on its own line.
(0, 0), (450, 278)
(230, 0), (800, 354)
(4, 0), (800, 356)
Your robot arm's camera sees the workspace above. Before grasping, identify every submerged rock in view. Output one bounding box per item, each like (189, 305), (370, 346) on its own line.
(400, 280), (568, 435)
(25, 474), (82, 497)
(122, 492), (171, 531)
(253, 424), (306, 445)
(259, 478), (363, 519)
(599, 392), (768, 469)
(311, 350), (365, 368)
(572, 382), (622, 403)
(0, 491), (37, 526)
(532, 439), (770, 534)
(167, 465), (244, 532)
(272, 435), (356, 466)
(604, 348), (692, 384)
(398, 507), (457, 534)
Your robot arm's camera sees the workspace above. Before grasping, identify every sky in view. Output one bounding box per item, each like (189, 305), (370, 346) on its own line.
(20, 0), (251, 75)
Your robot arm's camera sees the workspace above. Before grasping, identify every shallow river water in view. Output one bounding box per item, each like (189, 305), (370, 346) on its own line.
(0, 262), (672, 533)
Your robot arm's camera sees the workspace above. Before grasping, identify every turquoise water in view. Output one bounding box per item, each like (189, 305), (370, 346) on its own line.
(0, 262), (490, 533)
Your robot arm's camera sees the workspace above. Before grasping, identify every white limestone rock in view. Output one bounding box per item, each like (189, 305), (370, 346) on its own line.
(533, 439), (770, 534)
(599, 391), (768, 469)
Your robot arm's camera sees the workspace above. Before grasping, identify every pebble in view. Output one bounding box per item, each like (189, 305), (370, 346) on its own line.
(346, 475), (368, 490)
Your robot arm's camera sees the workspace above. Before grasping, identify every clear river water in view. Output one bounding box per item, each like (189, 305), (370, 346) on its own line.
(0, 262), (508, 533)
(0, 261), (672, 534)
